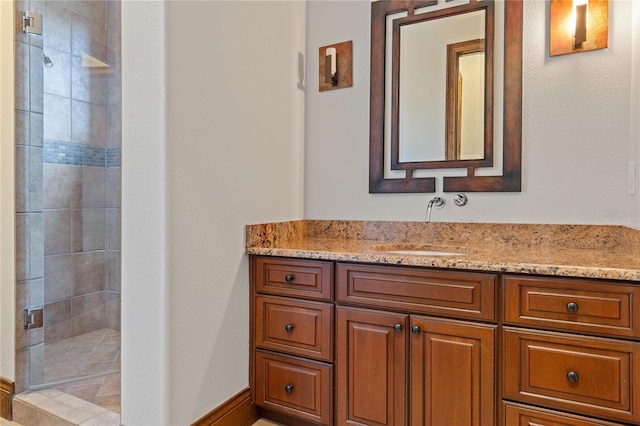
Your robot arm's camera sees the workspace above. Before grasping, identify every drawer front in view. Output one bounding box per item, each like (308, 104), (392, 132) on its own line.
(337, 263), (497, 320)
(255, 295), (333, 361)
(254, 257), (332, 300)
(504, 402), (625, 426)
(504, 275), (640, 338)
(255, 351), (332, 425)
(503, 328), (640, 424)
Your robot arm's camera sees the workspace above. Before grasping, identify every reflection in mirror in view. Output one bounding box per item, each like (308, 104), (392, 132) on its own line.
(397, 11), (485, 163)
(446, 39), (485, 161)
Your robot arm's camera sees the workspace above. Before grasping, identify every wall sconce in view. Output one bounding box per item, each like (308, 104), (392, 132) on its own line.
(550, 0), (608, 56)
(319, 41), (352, 92)
(573, 0), (587, 49)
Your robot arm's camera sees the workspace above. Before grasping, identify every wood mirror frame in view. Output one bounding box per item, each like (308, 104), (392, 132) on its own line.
(369, 0), (522, 193)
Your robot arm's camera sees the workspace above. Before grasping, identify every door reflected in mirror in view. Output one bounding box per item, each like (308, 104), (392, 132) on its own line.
(446, 39), (485, 161)
(396, 10), (486, 163)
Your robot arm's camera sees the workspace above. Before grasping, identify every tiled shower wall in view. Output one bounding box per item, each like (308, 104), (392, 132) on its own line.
(14, 0), (121, 392)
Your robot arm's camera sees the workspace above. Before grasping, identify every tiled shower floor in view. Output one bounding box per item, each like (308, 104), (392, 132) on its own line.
(44, 328), (121, 413)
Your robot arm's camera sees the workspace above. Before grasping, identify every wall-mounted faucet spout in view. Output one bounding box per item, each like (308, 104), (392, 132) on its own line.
(425, 196), (445, 223)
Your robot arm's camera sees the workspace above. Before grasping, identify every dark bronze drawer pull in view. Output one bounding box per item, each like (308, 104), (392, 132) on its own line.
(412, 326), (421, 334)
(285, 323), (294, 332)
(285, 384), (294, 393)
(566, 302), (579, 313)
(567, 371), (580, 382)
(394, 323), (403, 332)
(284, 274), (294, 283)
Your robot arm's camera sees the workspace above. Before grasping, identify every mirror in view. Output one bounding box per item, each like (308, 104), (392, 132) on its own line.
(396, 10), (488, 164)
(369, 0), (522, 193)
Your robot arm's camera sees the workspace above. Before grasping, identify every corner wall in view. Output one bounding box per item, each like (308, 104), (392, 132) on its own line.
(121, 1), (169, 423)
(305, 0), (637, 225)
(122, 1), (305, 424)
(165, 2), (306, 422)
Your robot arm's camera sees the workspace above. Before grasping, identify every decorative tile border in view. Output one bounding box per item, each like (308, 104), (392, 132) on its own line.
(106, 148), (121, 167)
(44, 141), (121, 168)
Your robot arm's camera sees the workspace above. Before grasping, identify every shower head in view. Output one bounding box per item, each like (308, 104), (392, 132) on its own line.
(44, 54), (53, 68)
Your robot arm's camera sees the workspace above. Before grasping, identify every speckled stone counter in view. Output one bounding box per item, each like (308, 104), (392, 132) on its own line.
(246, 220), (640, 281)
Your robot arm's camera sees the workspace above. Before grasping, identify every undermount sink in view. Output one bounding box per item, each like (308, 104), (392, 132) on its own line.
(371, 244), (467, 256)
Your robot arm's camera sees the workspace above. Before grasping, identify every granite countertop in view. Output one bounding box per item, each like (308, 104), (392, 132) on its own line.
(246, 220), (640, 282)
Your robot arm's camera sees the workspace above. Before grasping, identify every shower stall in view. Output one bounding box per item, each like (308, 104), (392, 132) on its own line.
(14, 0), (121, 413)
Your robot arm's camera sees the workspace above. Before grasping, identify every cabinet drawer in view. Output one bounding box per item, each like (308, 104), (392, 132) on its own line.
(504, 402), (625, 426)
(503, 328), (640, 424)
(504, 275), (640, 338)
(337, 263), (496, 320)
(255, 350), (332, 425)
(254, 257), (332, 300)
(255, 295), (333, 361)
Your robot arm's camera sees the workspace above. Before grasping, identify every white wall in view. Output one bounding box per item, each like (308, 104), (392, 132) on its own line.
(122, 1), (305, 424)
(121, 1), (170, 424)
(630, 0), (640, 229)
(0, 0), (16, 383)
(305, 0), (639, 225)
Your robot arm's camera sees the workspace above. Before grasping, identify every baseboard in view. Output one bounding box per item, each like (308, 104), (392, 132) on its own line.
(0, 377), (14, 420)
(192, 387), (259, 426)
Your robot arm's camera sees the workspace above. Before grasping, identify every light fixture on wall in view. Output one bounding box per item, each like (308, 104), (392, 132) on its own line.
(319, 41), (352, 92)
(550, 0), (608, 56)
(573, 0), (588, 49)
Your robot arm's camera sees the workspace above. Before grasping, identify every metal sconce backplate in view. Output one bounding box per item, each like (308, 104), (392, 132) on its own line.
(549, 0), (608, 56)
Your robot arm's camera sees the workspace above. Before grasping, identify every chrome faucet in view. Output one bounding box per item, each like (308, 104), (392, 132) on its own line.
(425, 196), (445, 223)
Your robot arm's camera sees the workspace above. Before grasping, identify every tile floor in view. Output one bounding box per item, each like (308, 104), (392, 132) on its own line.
(7, 328), (121, 426)
(44, 328), (120, 413)
(12, 388), (119, 426)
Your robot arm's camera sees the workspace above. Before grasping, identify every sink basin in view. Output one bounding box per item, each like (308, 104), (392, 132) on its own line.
(371, 244), (467, 256)
(383, 249), (466, 256)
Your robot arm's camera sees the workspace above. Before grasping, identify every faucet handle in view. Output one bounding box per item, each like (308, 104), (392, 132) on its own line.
(432, 197), (445, 208)
(453, 193), (468, 207)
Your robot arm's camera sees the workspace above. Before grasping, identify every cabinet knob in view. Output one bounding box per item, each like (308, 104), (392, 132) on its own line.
(284, 274), (294, 283)
(567, 371), (580, 382)
(285, 323), (294, 332)
(394, 323), (403, 332)
(284, 384), (294, 393)
(411, 326), (421, 334)
(566, 302), (579, 313)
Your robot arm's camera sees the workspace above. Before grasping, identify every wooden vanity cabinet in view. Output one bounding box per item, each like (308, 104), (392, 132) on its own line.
(251, 256), (335, 425)
(251, 256), (640, 426)
(502, 275), (640, 425)
(336, 263), (498, 426)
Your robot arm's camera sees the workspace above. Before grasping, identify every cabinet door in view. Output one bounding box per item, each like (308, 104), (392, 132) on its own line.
(337, 306), (407, 426)
(410, 316), (496, 426)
